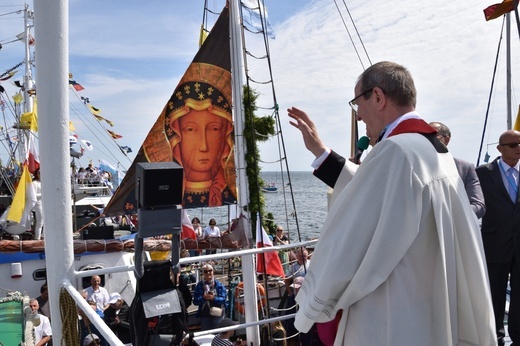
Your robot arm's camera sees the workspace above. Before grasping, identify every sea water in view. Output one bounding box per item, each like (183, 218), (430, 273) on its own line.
(188, 171), (329, 242)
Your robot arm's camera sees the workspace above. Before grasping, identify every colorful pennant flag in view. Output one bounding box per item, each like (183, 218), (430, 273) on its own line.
(91, 111), (114, 126)
(107, 129), (122, 139)
(7, 164), (36, 227)
(120, 146), (132, 154)
(81, 139), (93, 151)
(255, 213), (285, 277)
(12, 92), (23, 104)
(20, 99), (38, 132)
(181, 209), (197, 240)
(69, 80), (84, 91)
(484, 0), (516, 21)
(88, 104), (101, 115)
(0, 71), (17, 81)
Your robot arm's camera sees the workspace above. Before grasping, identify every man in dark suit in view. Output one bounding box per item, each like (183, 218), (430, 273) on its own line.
(429, 122), (486, 218)
(476, 129), (520, 345)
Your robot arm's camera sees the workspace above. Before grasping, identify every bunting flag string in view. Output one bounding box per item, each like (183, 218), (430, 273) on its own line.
(107, 129), (122, 139)
(87, 104), (101, 115)
(120, 145), (132, 154)
(69, 74), (123, 149)
(0, 71), (17, 81)
(0, 61), (23, 80)
(69, 79), (84, 91)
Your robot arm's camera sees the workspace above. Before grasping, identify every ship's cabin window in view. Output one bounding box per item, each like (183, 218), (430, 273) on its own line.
(33, 268), (47, 281)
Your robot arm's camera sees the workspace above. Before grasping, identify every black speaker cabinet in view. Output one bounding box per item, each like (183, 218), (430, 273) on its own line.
(136, 162), (184, 208)
(82, 225), (115, 240)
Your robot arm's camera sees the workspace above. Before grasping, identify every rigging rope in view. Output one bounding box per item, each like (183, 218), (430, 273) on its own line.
(477, 17), (506, 166)
(332, 0), (372, 69)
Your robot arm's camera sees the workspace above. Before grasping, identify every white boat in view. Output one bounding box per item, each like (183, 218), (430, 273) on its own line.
(261, 182), (278, 193)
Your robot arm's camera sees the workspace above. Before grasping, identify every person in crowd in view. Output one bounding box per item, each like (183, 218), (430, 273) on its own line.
(284, 248), (310, 296)
(211, 318), (246, 346)
(83, 333), (101, 346)
(78, 290), (106, 346)
(261, 320), (287, 346)
(429, 121), (486, 218)
(274, 226), (288, 245)
(283, 249), (311, 345)
(204, 218), (221, 238)
(171, 264), (193, 318)
(32, 168), (44, 240)
(180, 249), (198, 291)
(204, 218), (221, 255)
(77, 167), (88, 183)
(283, 276), (304, 346)
(29, 298), (52, 346)
(274, 226), (290, 272)
(287, 61), (495, 345)
(104, 292), (131, 344)
(36, 283), (50, 317)
(193, 263), (226, 331)
(476, 129), (520, 345)
(189, 217), (203, 257)
(85, 275), (110, 312)
(192, 217), (203, 238)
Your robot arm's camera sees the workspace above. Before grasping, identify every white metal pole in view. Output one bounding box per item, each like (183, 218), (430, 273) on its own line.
(33, 0), (74, 343)
(229, 0), (261, 344)
(23, 4), (33, 114)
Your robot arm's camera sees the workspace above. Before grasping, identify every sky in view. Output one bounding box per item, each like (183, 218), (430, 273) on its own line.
(0, 0), (519, 173)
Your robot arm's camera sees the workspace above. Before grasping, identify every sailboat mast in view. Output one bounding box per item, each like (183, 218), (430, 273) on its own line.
(229, 0), (261, 344)
(507, 13), (513, 129)
(23, 4), (33, 114)
(32, 1), (75, 344)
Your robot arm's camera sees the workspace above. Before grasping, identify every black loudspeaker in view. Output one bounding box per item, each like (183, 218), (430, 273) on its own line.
(136, 162), (184, 208)
(82, 225), (115, 240)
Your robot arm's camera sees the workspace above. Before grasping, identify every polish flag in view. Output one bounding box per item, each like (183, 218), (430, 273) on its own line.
(256, 213), (285, 277)
(181, 209), (197, 240)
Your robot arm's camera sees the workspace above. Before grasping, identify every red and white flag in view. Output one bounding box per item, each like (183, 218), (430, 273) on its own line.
(181, 209), (197, 240)
(256, 213), (285, 277)
(26, 132), (40, 175)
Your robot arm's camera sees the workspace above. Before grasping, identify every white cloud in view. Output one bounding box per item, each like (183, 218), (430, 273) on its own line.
(1, 0), (519, 173)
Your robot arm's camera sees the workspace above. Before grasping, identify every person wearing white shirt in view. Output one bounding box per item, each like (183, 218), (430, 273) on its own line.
(29, 298), (52, 346)
(203, 218), (220, 255)
(85, 275), (110, 312)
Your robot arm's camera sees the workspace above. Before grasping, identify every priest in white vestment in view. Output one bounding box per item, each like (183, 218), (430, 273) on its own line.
(288, 61), (496, 346)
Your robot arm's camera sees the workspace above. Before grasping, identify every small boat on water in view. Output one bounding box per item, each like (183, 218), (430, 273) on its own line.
(261, 182), (277, 193)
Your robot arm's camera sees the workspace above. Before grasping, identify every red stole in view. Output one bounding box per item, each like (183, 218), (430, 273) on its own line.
(387, 118), (436, 138)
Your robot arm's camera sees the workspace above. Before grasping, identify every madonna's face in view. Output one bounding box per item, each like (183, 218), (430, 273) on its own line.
(178, 109), (228, 181)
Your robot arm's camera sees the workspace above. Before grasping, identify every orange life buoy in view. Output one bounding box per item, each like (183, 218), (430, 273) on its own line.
(234, 282), (267, 315)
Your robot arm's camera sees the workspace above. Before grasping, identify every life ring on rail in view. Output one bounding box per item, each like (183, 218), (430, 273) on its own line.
(234, 282), (267, 315)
